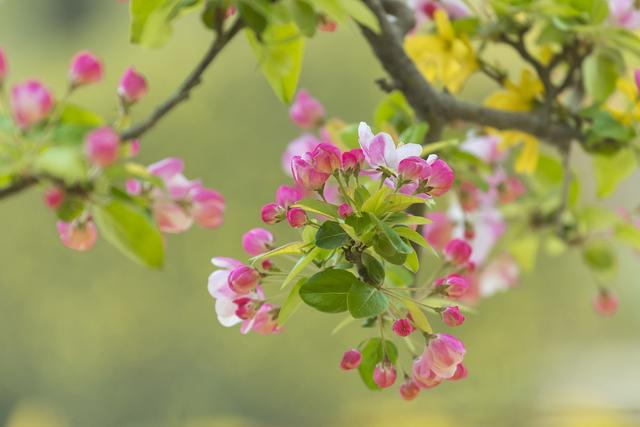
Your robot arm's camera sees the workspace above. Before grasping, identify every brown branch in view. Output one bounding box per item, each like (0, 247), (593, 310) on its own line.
(0, 176), (38, 198)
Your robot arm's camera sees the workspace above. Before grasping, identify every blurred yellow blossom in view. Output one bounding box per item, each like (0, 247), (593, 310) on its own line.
(404, 9), (477, 93)
(608, 78), (640, 125)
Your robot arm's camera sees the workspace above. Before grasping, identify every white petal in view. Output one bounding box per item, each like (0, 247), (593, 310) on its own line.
(396, 143), (423, 161)
(215, 298), (242, 327)
(358, 122), (374, 148)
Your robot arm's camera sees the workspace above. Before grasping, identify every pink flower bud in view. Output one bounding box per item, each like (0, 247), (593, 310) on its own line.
(289, 89), (325, 129)
(338, 203), (353, 218)
(425, 159), (454, 196)
(11, 80), (54, 129)
(341, 148), (365, 172)
(450, 363), (468, 381)
(340, 349), (362, 370)
(233, 297), (257, 320)
(399, 380), (421, 401)
(275, 184), (302, 208)
(412, 359), (442, 389)
(242, 228), (274, 256)
(593, 290), (619, 316)
(434, 274), (469, 298)
(398, 156), (430, 181)
(0, 48), (8, 84)
(635, 69), (640, 94)
(191, 186), (225, 229)
(373, 362), (397, 388)
(56, 219), (97, 252)
(44, 187), (64, 210)
(441, 306), (465, 327)
(422, 333), (465, 379)
(423, 212), (453, 250)
(392, 318), (415, 337)
(444, 238), (472, 265)
(310, 143), (341, 174)
(291, 155), (330, 191)
(85, 127), (119, 167)
(228, 265), (260, 295)
(118, 67), (147, 104)
(153, 199), (193, 233)
(261, 203), (283, 224)
(69, 51), (103, 87)
(286, 207), (307, 228)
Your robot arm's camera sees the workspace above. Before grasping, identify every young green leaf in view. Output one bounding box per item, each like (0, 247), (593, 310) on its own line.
(347, 280), (389, 319)
(593, 148), (637, 198)
(278, 277), (306, 326)
(403, 299), (433, 334)
(315, 221), (350, 249)
(280, 246), (320, 289)
(299, 269), (357, 313)
(292, 199), (340, 219)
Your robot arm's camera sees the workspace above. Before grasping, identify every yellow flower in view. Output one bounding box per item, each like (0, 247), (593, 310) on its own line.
(607, 79), (640, 125)
(404, 10), (477, 93)
(485, 70), (543, 174)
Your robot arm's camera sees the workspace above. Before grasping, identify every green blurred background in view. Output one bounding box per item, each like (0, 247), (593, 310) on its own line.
(0, 1), (639, 426)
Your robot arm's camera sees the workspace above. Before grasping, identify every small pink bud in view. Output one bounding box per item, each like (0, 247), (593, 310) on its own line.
(289, 89), (325, 129)
(291, 155), (330, 191)
(399, 380), (421, 401)
(275, 184), (302, 208)
(341, 148), (365, 172)
(228, 265), (260, 295)
(441, 306), (465, 327)
(191, 186), (225, 229)
(69, 51), (103, 87)
(11, 80), (54, 129)
(338, 203), (353, 218)
(261, 259), (273, 271)
(373, 362), (397, 388)
(233, 297), (257, 320)
(398, 156), (430, 181)
(434, 274), (469, 298)
(0, 48), (8, 84)
(310, 143), (342, 173)
(340, 349), (362, 370)
(286, 207), (307, 228)
(44, 188), (64, 210)
(593, 290), (619, 316)
(392, 318), (415, 337)
(444, 238), (472, 265)
(242, 228), (274, 256)
(261, 203), (283, 224)
(56, 219), (97, 251)
(635, 69), (640, 94)
(118, 67), (147, 104)
(85, 127), (119, 167)
(426, 159), (454, 196)
(450, 363), (468, 381)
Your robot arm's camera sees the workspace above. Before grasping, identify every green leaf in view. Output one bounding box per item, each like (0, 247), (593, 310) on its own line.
(347, 280), (388, 318)
(315, 221), (350, 249)
(508, 233), (539, 272)
(614, 223), (640, 250)
(130, 0), (202, 48)
(238, 0), (269, 34)
(593, 148), (637, 197)
(358, 338), (398, 390)
(373, 90), (413, 132)
(299, 269), (356, 313)
(246, 22), (305, 103)
(385, 264), (413, 287)
(583, 241), (617, 277)
(289, 0), (317, 37)
(403, 248), (419, 273)
(403, 299), (433, 334)
(393, 226), (430, 249)
(377, 221), (413, 255)
(360, 252), (385, 286)
(278, 277), (306, 326)
(361, 186), (392, 214)
(93, 200), (165, 268)
(250, 241), (307, 264)
(56, 197), (85, 222)
(393, 215), (432, 226)
(583, 51), (619, 103)
(35, 146), (86, 184)
(340, 0), (380, 32)
(399, 123), (428, 146)
(281, 246), (320, 289)
(292, 198), (339, 219)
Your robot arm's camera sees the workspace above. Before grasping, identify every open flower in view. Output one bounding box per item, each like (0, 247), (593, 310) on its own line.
(242, 228), (274, 257)
(358, 122), (422, 172)
(289, 89), (325, 129)
(609, 0), (640, 29)
(56, 219), (98, 252)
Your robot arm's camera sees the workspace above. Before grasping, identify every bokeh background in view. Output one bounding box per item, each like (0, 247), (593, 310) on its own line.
(1, 1), (639, 426)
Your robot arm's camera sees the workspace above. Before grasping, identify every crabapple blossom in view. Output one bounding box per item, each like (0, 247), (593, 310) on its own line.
(608, 0), (640, 29)
(118, 67), (147, 104)
(56, 219), (98, 252)
(261, 203), (283, 224)
(228, 265), (260, 295)
(43, 188), (64, 210)
(338, 203), (353, 218)
(281, 134), (321, 175)
(425, 159), (454, 196)
(373, 362), (397, 388)
(286, 207), (307, 228)
(444, 238), (472, 265)
(247, 303), (281, 335)
(84, 127), (119, 167)
(412, 359), (443, 389)
(423, 212), (454, 250)
(340, 349), (362, 370)
(441, 306), (465, 327)
(291, 154), (330, 191)
(275, 184), (303, 209)
(233, 297), (257, 320)
(11, 80), (54, 129)
(358, 122), (422, 172)
(190, 186), (225, 229)
(341, 148), (365, 172)
(593, 290), (619, 316)
(289, 89), (325, 129)
(420, 334), (465, 379)
(399, 380), (421, 401)
(310, 143), (341, 173)
(242, 228), (274, 257)
(450, 363), (468, 381)
(392, 318), (415, 337)
(68, 51), (103, 87)
(435, 274), (469, 298)
(398, 156), (431, 182)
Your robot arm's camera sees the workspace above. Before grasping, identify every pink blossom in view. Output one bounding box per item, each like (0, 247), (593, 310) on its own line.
(289, 89), (325, 129)
(190, 186), (225, 228)
(128, 139), (140, 157)
(423, 212), (453, 250)
(435, 274), (469, 298)
(275, 184), (303, 208)
(410, 0), (471, 29)
(373, 362), (397, 388)
(286, 207), (307, 228)
(340, 349), (362, 370)
(441, 306), (465, 327)
(358, 122), (422, 171)
(44, 188), (64, 210)
(152, 199), (193, 233)
(425, 159), (454, 196)
(398, 156), (431, 181)
(69, 51), (103, 87)
(261, 203), (283, 224)
(85, 127), (119, 167)
(444, 238), (472, 265)
(228, 265), (260, 295)
(476, 253), (519, 297)
(593, 290), (619, 316)
(338, 203), (353, 218)
(420, 334), (465, 379)
(208, 257), (244, 326)
(635, 69), (640, 94)
(126, 179), (142, 195)
(11, 80), (54, 129)
(118, 67), (147, 104)
(233, 297), (258, 320)
(243, 303), (281, 335)
(460, 132), (502, 163)
(322, 181), (342, 205)
(242, 228), (274, 257)
(341, 148), (365, 172)
(291, 155), (330, 191)
(392, 318), (415, 337)
(281, 134), (321, 175)
(0, 48), (7, 84)
(56, 219), (97, 251)
(412, 359), (443, 389)
(310, 143), (341, 173)
(450, 363), (468, 381)
(399, 380), (421, 401)
(498, 176), (526, 203)
(609, 0), (640, 29)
